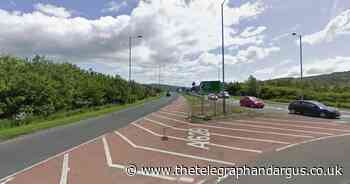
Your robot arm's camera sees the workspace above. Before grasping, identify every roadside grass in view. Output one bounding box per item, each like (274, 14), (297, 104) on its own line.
(0, 95), (162, 140)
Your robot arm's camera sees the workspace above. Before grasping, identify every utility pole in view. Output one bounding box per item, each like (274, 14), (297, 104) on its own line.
(292, 33), (304, 100)
(128, 35), (143, 82)
(158, 64), (161, 89)
(221, 0), (227, 114)
(129, 36), (132, 82)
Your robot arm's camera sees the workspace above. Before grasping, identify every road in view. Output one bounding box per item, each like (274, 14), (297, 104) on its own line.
(222, 132), (350, 184)
(230, 99), (350, 123)
(221, 99), (350, 184)
(0, 95), (176, 180)
(1, 95), (350, 184)
(0, 97), (350, 184)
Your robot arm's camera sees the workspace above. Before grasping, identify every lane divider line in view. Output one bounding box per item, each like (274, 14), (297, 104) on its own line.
(216, 121), (334, 136)
(152, 113), (314, 139)
(114, 131), (236, 166)
(144, 118), (290, 145)
(132, 122), (262, 154)
(236, 119), (350, 133)
(0, 177), (14, 184)
(256, 117), (345, 127)
(159, 111), (187, 118)
(59, 154), (69, 184)
(102, 136), (194, 183)
(0, 136), (102, 183)
(161, 109), (188, 115)
(276, 133), (350, 152)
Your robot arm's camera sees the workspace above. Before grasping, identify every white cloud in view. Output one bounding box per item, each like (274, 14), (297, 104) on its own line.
(0, 0), (267, 86)
(34, 3), (72, 18)
(304, 9), (350, 45)
(241, 26), (267, 37)
(102, 1), (128, 13)
(235, 46), (280, 63)
(275, 57), (350, 78)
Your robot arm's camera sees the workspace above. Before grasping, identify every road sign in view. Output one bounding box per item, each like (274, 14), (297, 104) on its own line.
(199, 81), (222, 94)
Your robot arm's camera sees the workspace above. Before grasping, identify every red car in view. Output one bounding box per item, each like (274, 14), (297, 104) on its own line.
(240, 96), (265, 109)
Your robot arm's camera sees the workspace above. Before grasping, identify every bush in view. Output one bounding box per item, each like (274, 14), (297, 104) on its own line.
(0, 55), (159, 120)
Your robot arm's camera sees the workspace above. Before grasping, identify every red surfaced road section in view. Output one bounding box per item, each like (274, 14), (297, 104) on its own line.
(149, 113), (309, 144)
(106, 133), (221, 184)
(139, 118), (282, 152)
(7, 156), (62, 184)
(117, 122), (259, 165)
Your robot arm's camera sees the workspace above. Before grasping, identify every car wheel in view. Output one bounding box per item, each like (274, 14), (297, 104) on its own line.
(289, 109), (296, 114)
(320, 112), (327, 118)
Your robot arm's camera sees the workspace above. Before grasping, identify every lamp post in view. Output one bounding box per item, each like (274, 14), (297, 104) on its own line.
(292, 32), (304, 100)
(129, 35), (143, 82)
(221, 0), (227, 114)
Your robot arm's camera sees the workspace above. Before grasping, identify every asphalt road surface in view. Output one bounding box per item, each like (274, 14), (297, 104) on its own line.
(0, 95), (176, 179)
(222, 133), (350, 184)
(222, 99), (350, 184)
(231, 99), (350, 123)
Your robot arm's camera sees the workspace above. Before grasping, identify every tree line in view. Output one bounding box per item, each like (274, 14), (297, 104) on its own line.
(0, 55), (160, 120)
(226, 75), (350, 108)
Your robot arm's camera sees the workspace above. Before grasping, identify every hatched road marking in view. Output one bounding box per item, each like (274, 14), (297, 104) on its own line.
(132, 122), (262, 153)
(236, 119), (350, 133)
(102, 136), (195, 183)
(216, 121), (334, 136)
(154, 113), (315, 139)
(145, 117), (290, 145)
(114, 131), (236, 166)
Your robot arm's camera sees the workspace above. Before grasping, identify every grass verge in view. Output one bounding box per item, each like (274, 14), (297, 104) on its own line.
(183, 94), (257, 123)
(0, 95), (162, 140)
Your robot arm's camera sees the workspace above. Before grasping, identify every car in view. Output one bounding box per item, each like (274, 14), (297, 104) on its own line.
(208, 93), (218, 101)
(166, 91), (171, 97)
(240, 96), (265, 109)
(218, 91), (230, 99)
(288, 100), (341, 119)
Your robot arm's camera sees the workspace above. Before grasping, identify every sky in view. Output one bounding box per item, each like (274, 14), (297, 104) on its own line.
(0, 0), (350, 87)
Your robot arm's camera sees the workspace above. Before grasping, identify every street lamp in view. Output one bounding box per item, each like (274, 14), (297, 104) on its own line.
(221, 0), (227, 114)
(292, 32), (304, 100)
(129, 35), (143, 82)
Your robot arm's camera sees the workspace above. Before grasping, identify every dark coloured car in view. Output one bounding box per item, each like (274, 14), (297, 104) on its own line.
(240, 96), (265, 109)
(288, 100), (341, 119)
(166, 91), (171, 97)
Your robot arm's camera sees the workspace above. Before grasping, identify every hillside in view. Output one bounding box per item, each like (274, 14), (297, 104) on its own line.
(265, 71), (350, 87)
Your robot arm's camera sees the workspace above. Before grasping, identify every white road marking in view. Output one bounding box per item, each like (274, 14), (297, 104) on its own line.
(0, 136), (102, 183)
(0, 177), (14, 184)
(162, 109), (188, 115)
(217, 121), (334, 136)
(59, 154), (69, 184)
(276, 133), (350, 152)
(102, 137), (194, 183)
(256, 117), (343, 126)
(159, 111), (187, 118)
(115, 131), (236, 166)
(236, 119), (350, 133)
(153, 113), (314, 138)
(132, 123), (262, 153)
(145, 117), (290, 145)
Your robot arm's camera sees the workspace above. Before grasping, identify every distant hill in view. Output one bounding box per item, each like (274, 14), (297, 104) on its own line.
(264, 71), (350, 87)
(146, 84), (185, 91)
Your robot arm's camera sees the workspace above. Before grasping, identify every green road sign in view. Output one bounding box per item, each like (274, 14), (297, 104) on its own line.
(199, 81), (222, 95)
